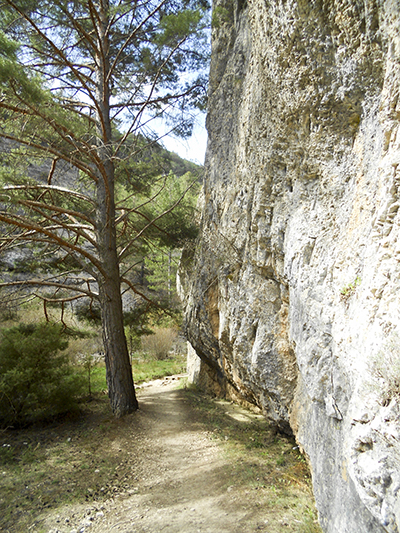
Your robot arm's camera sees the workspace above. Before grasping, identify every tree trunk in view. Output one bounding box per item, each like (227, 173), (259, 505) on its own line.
(168, 250), (172, 303)
(94, 0), (138, 416)
(99, 264), (139, 416)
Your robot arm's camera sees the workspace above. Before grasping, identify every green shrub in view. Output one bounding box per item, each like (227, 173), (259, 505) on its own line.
(340, 276), (361, 300)
(0, 322), (84, 427)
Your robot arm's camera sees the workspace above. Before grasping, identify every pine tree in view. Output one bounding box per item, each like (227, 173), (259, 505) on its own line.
(0, 0), (209, 416)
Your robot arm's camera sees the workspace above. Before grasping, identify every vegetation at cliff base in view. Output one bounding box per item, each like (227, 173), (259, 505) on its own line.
(184, 387), (322, 533)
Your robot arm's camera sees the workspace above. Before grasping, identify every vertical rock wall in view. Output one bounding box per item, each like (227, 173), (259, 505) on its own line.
(179, 0), (400, 531)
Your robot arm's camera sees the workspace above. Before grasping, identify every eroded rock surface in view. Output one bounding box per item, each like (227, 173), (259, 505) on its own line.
(179, 1), (400, 531)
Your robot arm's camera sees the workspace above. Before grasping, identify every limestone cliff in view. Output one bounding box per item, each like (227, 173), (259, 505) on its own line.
(178, 1), (400, 531)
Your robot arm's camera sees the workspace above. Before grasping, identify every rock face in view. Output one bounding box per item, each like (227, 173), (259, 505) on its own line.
(178, 1), (400, 531)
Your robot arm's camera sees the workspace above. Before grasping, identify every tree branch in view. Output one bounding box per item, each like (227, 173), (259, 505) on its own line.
(5, 0), (102, 116)
(0, 212), (105, 277)
(2, 184), (95, 206)
(114, 35), (189, 152)
(118, 179), (195, 261)
(0, 130), (97, 180)
(107, 0), (167, 83)
(0, 278), (99, 300)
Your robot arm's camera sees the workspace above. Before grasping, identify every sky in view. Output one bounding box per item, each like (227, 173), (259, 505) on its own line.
(161, 112), (208, 166)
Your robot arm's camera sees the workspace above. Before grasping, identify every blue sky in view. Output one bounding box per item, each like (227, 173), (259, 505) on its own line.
(161, 112), (208, 165)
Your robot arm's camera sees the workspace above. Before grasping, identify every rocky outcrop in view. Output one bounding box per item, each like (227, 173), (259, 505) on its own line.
(178, 1), (400, 531)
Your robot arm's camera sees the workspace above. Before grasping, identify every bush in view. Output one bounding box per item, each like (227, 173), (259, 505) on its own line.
(0, 322), (84, 427)
(141, 327), (178, 360)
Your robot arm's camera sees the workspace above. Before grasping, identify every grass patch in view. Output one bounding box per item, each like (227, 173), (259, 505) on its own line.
(183, 387), (322, 533)
(76, 353), (187, 396)
(0, 354), (186, 532)
(132, 353), (186, 383)
(79, 365), (108, 395)
(0, 400), (118, 532)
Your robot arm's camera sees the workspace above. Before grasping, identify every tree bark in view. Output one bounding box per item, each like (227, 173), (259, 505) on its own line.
(99, 264), (139, 416)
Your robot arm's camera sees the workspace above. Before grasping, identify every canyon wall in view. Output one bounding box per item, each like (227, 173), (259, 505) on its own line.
(178, 0), (400, 531)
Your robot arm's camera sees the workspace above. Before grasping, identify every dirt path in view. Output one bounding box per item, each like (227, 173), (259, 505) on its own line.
(34, 376), (318, 533)
(89, 377), (267, 533)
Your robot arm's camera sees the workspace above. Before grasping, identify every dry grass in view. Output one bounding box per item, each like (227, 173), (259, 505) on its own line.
(140, 326), (178, 360)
